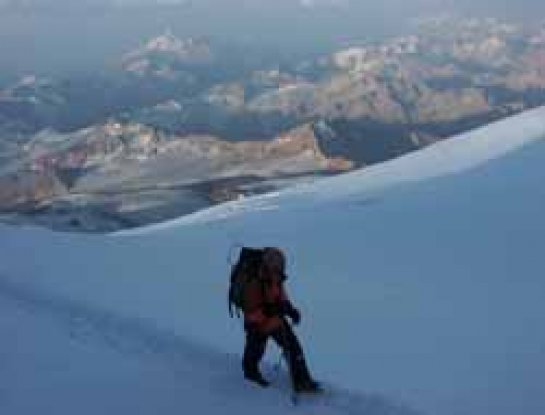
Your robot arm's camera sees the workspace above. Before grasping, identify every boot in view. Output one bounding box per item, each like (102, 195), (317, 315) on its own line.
(289, 354), (320, 393)
(244, 371), (270, 388)
(294, 378), (322, 394)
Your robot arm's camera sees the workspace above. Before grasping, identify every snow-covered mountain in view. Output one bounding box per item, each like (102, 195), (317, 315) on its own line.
(1, 106), (545, 415)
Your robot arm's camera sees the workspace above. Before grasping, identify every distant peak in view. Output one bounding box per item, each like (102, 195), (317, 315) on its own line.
(144, 31), (184, 53)
(136, 31), (211, 57)
(122, 32), (213, 76)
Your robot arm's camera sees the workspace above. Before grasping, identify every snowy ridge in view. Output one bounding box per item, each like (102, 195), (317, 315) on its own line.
(128, 105), (545, 232)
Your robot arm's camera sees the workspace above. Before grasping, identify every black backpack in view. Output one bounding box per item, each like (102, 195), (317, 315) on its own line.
(228, 247), (265, 318)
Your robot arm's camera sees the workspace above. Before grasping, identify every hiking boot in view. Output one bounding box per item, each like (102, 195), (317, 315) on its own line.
(244, 372), (270, 388)
(294, 379), (322, 394)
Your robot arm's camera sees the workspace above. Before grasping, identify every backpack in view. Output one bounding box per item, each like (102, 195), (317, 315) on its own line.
(228, 247), (265, 318)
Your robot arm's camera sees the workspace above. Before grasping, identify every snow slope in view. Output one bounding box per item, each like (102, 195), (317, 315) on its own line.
(1, 276), (398, 415)
(2, 106), (545, 415)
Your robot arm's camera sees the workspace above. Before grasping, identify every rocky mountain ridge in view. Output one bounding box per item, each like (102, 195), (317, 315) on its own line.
(0, 120), (352, 231)
(2, 16), (545, 231)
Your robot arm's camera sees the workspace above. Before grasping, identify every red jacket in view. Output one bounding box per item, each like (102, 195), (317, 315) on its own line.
(243, 268), (289, 334)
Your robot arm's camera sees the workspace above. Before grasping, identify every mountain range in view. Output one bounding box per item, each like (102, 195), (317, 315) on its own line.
(1, 16), (545, 231)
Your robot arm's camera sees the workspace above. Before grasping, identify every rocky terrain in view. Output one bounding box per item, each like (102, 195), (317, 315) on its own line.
(121, 31), (214, 79)
(0, 121), (351, 231)
(1, 16), (545, 232)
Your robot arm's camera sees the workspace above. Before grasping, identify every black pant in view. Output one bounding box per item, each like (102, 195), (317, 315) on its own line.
(243, 319), (313, 388)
